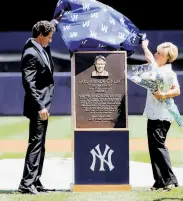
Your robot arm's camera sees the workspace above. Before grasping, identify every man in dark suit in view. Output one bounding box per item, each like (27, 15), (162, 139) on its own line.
(18, 19), (59, 194)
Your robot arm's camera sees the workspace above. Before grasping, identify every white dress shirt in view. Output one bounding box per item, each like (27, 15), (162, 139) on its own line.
(31, 39), (50, 64)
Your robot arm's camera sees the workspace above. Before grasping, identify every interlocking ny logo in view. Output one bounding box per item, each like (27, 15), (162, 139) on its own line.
(90, 30), (97, 38)
(82, 20), (90, 28)
(71, 14), (78, 22)
(101, 24), (108, 33)
(90, 144), (114, 171)
(82, 3), (90, 11)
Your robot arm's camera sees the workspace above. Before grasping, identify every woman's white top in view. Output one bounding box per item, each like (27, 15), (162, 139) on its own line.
(143, 63), (180, 122)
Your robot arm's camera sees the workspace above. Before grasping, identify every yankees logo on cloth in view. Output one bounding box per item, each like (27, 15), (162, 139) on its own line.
(53, 0), (146, 56)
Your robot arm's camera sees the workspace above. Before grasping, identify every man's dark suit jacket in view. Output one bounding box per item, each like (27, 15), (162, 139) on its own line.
(21, 39), (54, 118)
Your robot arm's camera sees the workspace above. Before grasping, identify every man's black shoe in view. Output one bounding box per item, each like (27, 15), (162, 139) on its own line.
(36, 185), (53, 192)
(18, 184), (39, 194)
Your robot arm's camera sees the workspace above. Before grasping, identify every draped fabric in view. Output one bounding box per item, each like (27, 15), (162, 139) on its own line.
(53, 0), (146, 56)
(53, 0), (182, 130)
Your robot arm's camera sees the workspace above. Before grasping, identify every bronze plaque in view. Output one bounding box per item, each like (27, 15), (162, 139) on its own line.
(72, 51), (127, 129)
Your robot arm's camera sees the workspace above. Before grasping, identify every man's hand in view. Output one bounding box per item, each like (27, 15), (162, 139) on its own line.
(153, 87), (166, 100)
(39, 108), (50, 120)
(51, 10), (64, 27)
(54, 10), (64, 21)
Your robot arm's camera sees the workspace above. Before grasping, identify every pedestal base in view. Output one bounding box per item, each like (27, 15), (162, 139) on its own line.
(72, 184), (131, 192)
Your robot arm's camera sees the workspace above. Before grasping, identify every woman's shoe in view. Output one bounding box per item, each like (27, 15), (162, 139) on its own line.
(148, 186), (160, 191)
(163, 184), (175, 192)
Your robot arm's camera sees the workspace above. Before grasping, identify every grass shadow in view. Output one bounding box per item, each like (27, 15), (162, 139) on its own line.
(153, 198), (183, 201)
(0, 190), (19, 194)
(0, 189), (71, 194)
(52, 189), (71, 192)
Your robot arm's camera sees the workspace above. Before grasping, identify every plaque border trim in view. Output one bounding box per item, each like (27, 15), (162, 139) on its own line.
(71, 51), (128, 131)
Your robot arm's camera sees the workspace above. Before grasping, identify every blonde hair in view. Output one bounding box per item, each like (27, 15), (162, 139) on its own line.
(157, 42), (178, 63)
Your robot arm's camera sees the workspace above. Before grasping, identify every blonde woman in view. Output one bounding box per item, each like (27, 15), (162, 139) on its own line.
(141, 40), (180, 192)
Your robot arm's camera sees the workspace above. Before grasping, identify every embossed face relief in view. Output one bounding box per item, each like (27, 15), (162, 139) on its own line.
(95, 59), (106, 73)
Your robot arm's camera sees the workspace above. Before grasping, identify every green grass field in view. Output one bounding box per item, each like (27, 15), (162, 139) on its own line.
(0, 188), (183, 201)
(0, 116), (182, 167)
(0, 116), (72, 140)
(128, 116), (183, 139)
(0, 115), (182, 140)
(0, 116), (183, 200)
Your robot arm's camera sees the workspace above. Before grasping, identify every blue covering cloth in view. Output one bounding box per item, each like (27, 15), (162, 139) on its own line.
(53, 0), (183, 131)
(53, 0), (145, 56)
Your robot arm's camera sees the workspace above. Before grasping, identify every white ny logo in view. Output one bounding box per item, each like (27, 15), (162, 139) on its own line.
(82, 3), (90, 11)
(118, 32), (125, 40)
(63, 25), (71, 31)
(64, 11), (70, 15)
(103, 7), (108, 13)
(90, 30), (97, 38)
(69, 32), (78, 38)
(82, 40), (88, 44)
(101, 24), (108, 33)
(91, 12), (99, 18)
(98, 44), (106, 48)
(71, 14), (78, 22)
(109, 17), (115, 25)
(120, 17), (125, 25)
(82, 20), (90, 28)
(90, 144), (114, 171)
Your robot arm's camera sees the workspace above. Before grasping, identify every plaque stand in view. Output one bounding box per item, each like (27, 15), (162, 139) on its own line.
(71, 51), (131, 192)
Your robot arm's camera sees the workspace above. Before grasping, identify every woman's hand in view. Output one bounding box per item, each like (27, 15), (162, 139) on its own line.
(153, 87), (166, 100)
(142, 39), (149, 49)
